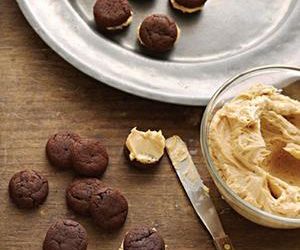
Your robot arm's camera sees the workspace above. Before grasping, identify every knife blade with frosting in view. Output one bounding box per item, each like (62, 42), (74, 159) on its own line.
(166, 135), (234, 250)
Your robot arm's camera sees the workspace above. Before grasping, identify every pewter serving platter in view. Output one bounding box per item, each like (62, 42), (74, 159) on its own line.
(17, 0), (300, 105)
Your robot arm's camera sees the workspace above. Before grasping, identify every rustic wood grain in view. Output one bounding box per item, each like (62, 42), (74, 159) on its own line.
(0, 1), (299, 249)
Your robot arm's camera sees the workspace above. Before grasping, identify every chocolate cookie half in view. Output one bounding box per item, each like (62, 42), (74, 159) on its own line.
(43, 219), (88, 250)
(66, 178), (106, 215)
(71, 138), (109, 177)
(46, 131), (80, 169)
(94, 0), (133, 32)
(90, 187), (128, 231)
(122, 226), (165, 250)
(124, 127), (166, 168)
(138, 14), (179, 53)
(170, 0), (207, 13)
(9, 170), (49, 209)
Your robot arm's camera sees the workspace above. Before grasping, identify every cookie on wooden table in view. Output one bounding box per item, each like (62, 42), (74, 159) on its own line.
(71, 138), (109, 177)
(46, 131), (80, 169)
(43, 219), (88, 250)
(66, 178), (106, 216)
(90, 187), (128, 231)
(9, 170), (49, 209)
(124, 127), (166, 168)
(122, 226), (165, 250)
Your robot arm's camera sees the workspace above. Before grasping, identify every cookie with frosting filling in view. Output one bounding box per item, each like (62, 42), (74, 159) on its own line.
(170, 0), (207, 13)
(94, 0), (133, 32)
(124, 127), (166, 168)
(138, 14), (179, 53)
(121, 226), (165, 250)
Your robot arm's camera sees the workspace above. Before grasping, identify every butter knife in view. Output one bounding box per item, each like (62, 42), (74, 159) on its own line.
(166, 136), (234, 250)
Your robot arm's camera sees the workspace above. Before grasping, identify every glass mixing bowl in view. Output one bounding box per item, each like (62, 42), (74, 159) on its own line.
(200, 65), (300, 229)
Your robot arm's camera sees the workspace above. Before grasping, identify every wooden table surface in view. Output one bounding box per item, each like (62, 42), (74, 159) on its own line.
(1, 1), (300, 249)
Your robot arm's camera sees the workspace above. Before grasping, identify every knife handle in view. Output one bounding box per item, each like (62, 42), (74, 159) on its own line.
(213, 235), (234, 250)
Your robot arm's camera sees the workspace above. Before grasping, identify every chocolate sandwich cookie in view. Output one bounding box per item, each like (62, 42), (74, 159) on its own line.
(9, 170), (48, 209)
(71, 138), (109, 177)
(170, 0), (207, 13)
(46, 131), (80, 169)
(123, 226), (165, 250)
(138, 14), (179, 53)
(93, 0), (133, 32)
(66, 178), (106, 215)
(43, 219), (88, 250)
(90, 187), (128, 231)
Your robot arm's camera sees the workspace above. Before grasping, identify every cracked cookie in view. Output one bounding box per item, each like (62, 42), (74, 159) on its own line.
(43, 219), (88, 250)
(94, 0), (133, 32)
(46, 131), (80, 169)
(138, 14), (179, 53)
(170, 0), (207, 13)
(90, 187), (128, 231)
(123, 226), (165, 250)
(9, 170), (49, 209)
(71, 138), (109, 177)
(66, 178), (106, 216)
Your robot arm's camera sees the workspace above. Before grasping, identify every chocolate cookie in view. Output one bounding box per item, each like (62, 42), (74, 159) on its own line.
(170, 0), (207, 13)
(71, 138), (109, 177)
(46, 131), (80, 169)
(43, 219), (88, 250)
(93, 0), (133, 32)
(66, 178), (106, 215)
(90, 187), (128, 231)
(9, 170), (48, 209)
(124, 128), (166, 168)
(123, 226), (165, 250)
(138, 14), (179, 53)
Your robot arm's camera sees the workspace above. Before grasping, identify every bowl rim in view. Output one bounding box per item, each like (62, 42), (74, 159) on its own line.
(200, 64), (300, 225)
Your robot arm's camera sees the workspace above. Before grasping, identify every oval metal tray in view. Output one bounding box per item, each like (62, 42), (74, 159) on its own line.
(17, 0), (300, 105)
